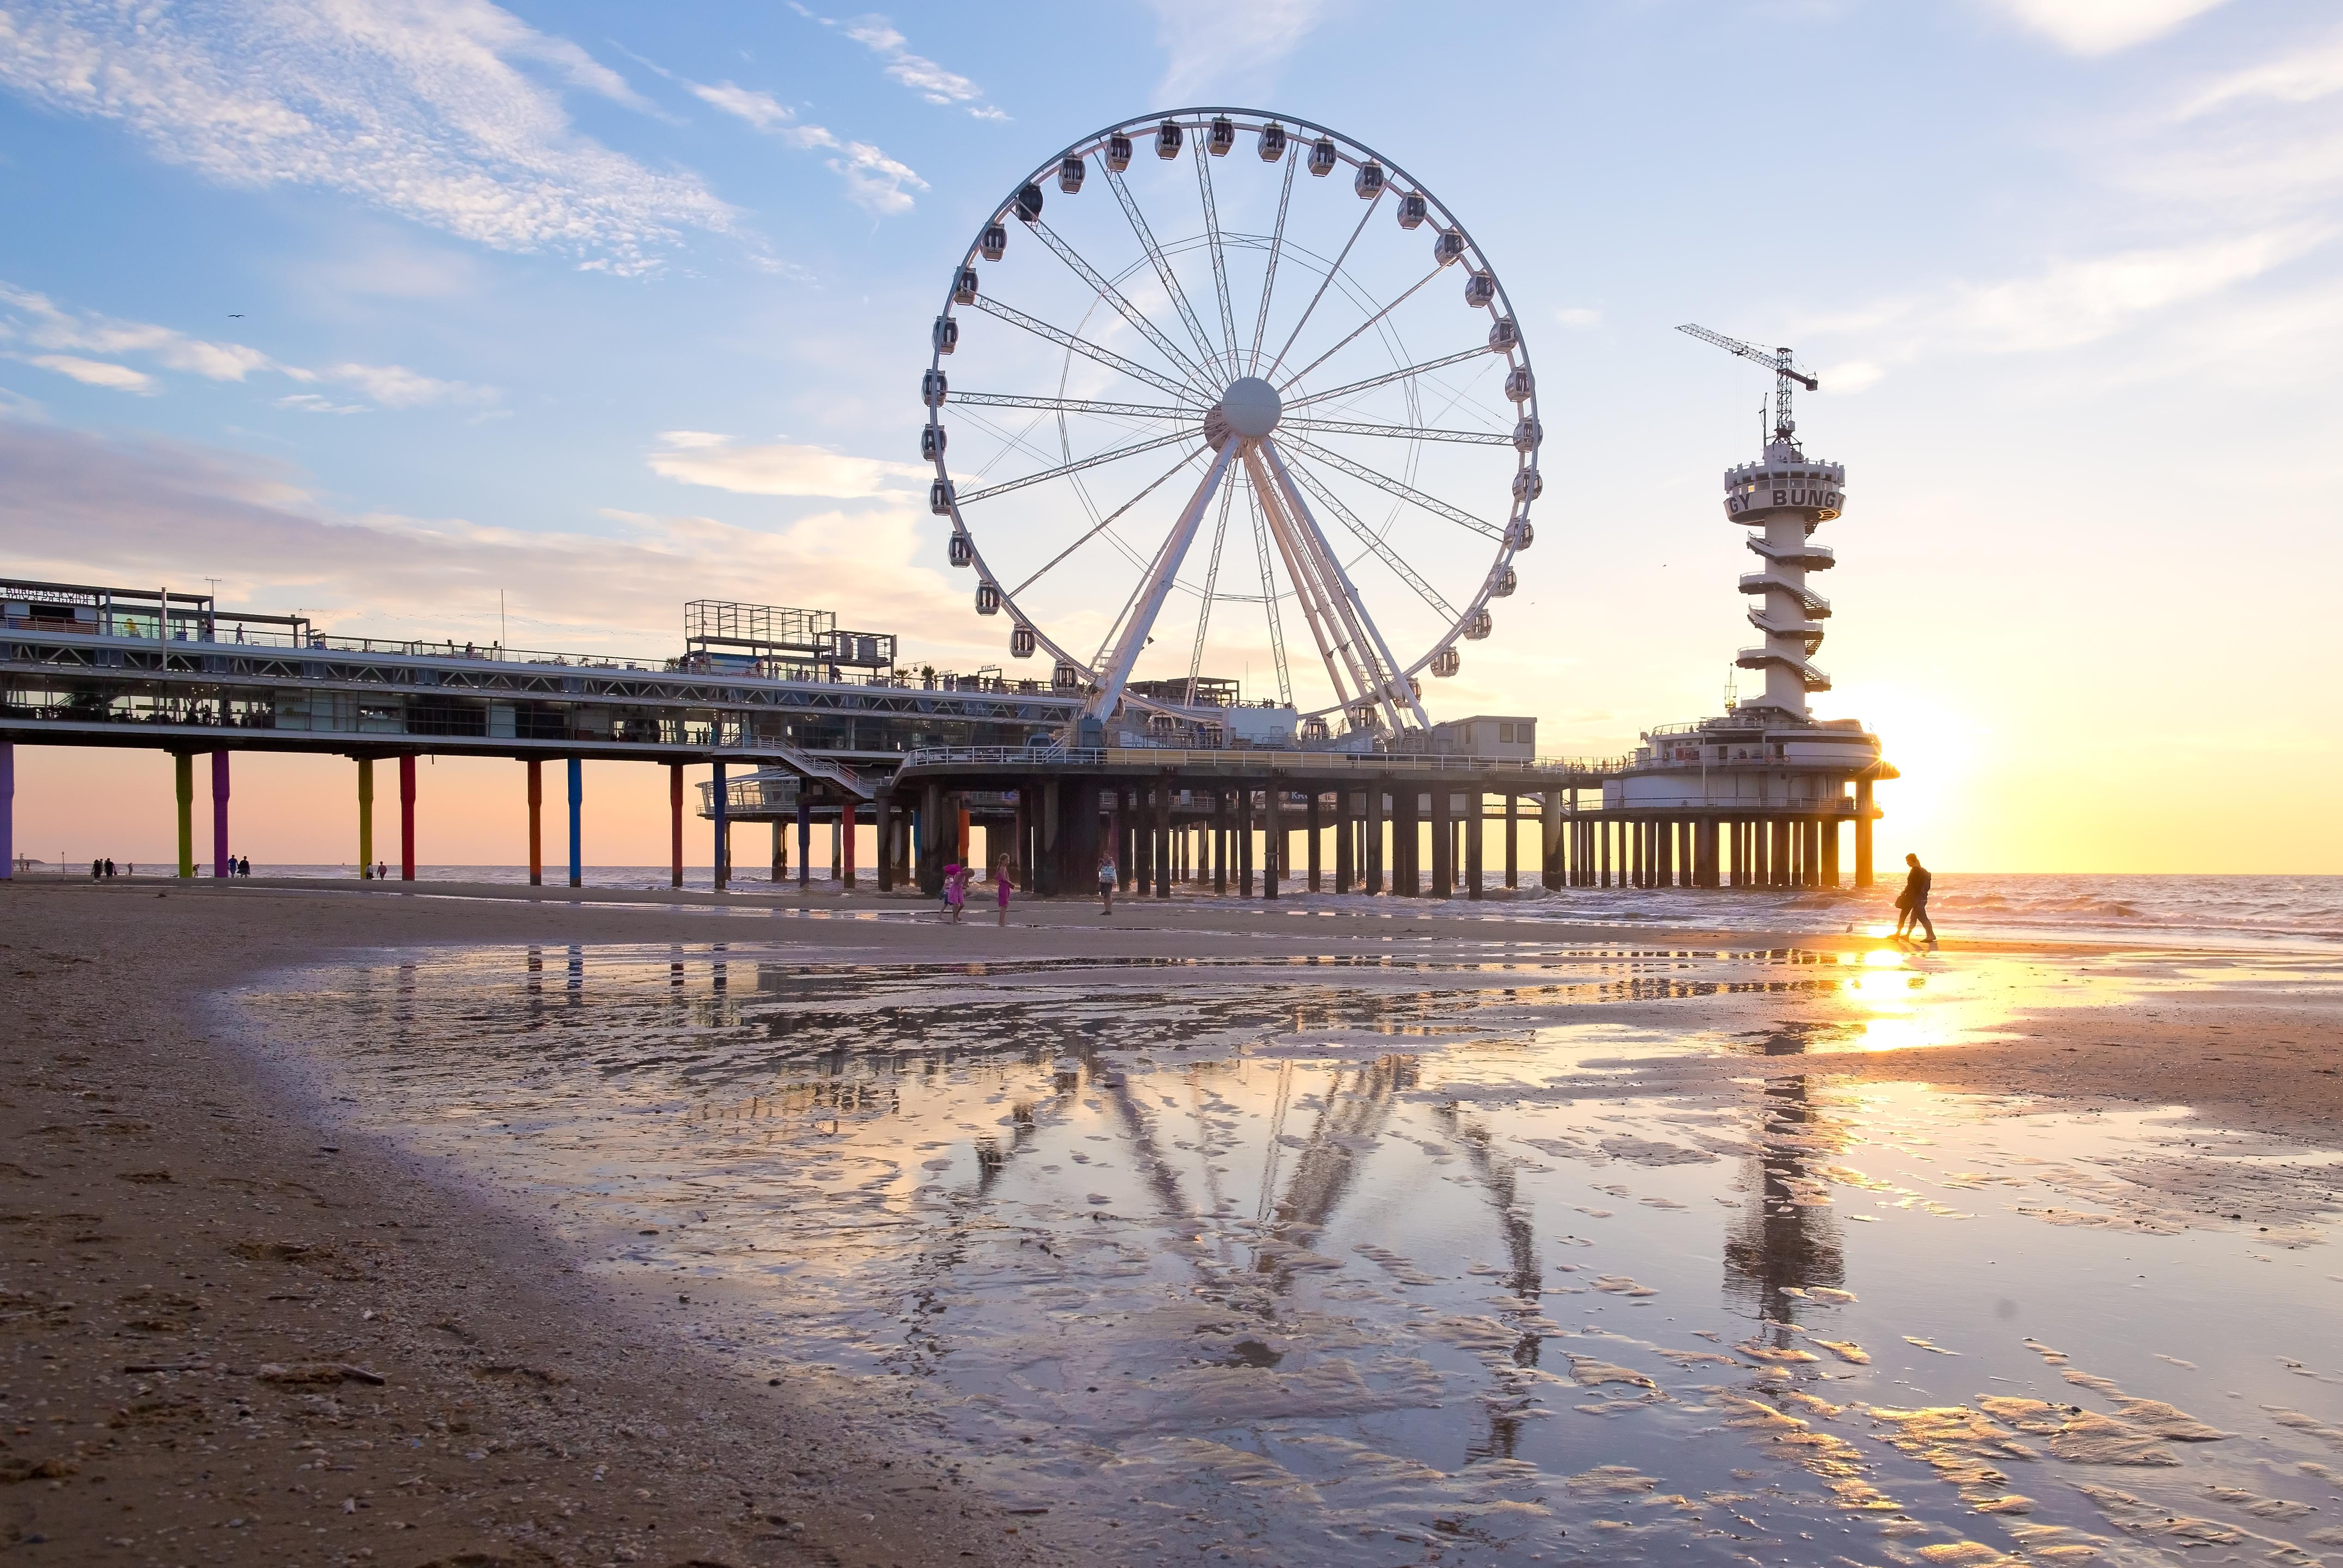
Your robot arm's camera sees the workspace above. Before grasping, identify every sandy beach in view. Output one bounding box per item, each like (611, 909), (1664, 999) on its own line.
(5, 875), (2340, 1567)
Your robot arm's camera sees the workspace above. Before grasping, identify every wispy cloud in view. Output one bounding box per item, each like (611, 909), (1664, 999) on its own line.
(1804, 226), (2327, 360)
(1147, 0), (1331, 100)
(0, 282), (498, 409)
(1975, 0), (2235, 55)
(684, 80), (927, 215)
(0, 0), (733, 273)
(25, 354), (155, 393)
(788, 6), (1005, 119)
(648, 431), (923, 498)
(2181, 31), (2343, 116)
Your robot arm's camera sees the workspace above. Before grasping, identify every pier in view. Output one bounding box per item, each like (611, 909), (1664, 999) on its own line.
(4, 574), (1886, 896)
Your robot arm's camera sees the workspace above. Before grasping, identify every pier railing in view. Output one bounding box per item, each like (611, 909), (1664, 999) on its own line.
(900, 746), (1625, 776)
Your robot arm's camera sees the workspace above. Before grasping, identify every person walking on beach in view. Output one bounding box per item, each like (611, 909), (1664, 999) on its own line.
(994, 854), (1014, 927)
(1894, 853), (1937, 946)
(1096, 848), (1117, 915)
(941, 860), (967, 923)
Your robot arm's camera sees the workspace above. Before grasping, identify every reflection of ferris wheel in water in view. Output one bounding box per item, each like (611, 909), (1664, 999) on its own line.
(921, 108), (1540, 740)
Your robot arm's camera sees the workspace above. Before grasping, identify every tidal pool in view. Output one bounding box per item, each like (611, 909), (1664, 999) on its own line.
(242, 943), (2343, 1566)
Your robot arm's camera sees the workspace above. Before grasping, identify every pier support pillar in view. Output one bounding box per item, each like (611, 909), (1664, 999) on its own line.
(527, 761), (543, 886)
(1541, 794), (1562, 891)
(1365, 785), (1385, 895)
(841, 799), (857, 890)
(566, 757), (583, 888)
(875, 789), (894, 893)
(1156, 774), (1174, 899)
(1397, 788), (1421, 897)
(1038, 779), (1059, 897)
(175, 752), (194, 878)
(1237, 788), (1254, 898)
(1332, 791), (1353, 894)
(1306, 789), (1322, 892)
(1822, 815), (1840, 889)
(399, 755), (416, 881)
(669, 764), (684, 889)
(712, 761), (728, 892)
(1503, 794), (1518, 890)
(1465, 790), (1484, 900)
(209, 751), (230, 878)
(0, 742), (12, 880)
(798, 793), (814, 890)
(1263, 781), (1282, 900)
(1854, 780), (1875, 887)
(357, 757), (374, 878)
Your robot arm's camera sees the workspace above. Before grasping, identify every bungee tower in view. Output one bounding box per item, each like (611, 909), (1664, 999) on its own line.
(1586, 328), (1893, 891)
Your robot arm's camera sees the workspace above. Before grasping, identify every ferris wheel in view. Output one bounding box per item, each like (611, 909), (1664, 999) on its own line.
(921, 108), (1540, 739)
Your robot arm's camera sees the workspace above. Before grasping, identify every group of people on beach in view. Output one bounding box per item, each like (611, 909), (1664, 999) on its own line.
(89, 856), (253, 878)
(934, 847), (1126, 926)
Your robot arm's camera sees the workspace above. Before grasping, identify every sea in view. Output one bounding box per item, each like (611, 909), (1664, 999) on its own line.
(95, 865), (2343, 951)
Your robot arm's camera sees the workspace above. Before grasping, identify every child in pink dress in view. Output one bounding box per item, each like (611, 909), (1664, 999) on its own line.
(942, 861), (966, 922)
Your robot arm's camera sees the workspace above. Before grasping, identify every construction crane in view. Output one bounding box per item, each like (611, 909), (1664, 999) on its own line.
(1677, 324), (1817, 453)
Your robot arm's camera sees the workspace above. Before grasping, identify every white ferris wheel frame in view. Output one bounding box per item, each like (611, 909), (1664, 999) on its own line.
(922, 106), (1542, 736)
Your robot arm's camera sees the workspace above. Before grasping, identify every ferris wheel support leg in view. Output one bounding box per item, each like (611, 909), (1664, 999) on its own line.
(1259, 439), (1428, 732)
(1084, 441), (1239, 725)
(1241, 444), (1372, 718)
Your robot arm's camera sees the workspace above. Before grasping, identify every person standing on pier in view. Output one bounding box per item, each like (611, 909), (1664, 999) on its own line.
(1894, 854), (1937, 946)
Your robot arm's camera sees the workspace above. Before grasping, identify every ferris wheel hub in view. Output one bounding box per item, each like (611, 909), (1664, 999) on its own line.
(1217, 375), (1282, 438)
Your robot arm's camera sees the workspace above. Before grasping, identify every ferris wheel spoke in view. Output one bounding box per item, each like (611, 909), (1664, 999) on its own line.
(1024, 216), (1211, 389)
(1275, 267), (1445, 394)
(1247, 148), (1298, 375)
(1102, 166), (1222, 381)
(1263, 189), (1384, 381)
(1281, 416), (1512, 446)
(966, 295), (1197, 404)
(954, 427), (1197, 507)
(1278, 346), (1492, 414)
(954, 391), (1193, 423)
(1260, 438), (1430, 730)
(1181, 480), (1238, 706)
(1006, 448), (1205, 599)
(1193, 138), (1242, 375)
(1277, 433), (1505, 540)
(1277, 454), (1459, 620)
(1244, 475), (1295, 706)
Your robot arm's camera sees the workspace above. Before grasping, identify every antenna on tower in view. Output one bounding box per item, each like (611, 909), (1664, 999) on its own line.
(1679, 324), (1818, 453)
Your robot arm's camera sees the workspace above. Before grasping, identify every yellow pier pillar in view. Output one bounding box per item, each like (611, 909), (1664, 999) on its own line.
(357, 757), (375, 876)
(174, 753), (194, 878)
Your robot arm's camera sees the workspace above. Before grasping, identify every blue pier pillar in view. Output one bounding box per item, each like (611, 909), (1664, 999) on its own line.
(711, 761), (728, 892)
(566, 757), (583, 888)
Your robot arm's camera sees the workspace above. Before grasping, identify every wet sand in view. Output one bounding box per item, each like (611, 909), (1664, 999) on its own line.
(4, 875), (2339, 1567)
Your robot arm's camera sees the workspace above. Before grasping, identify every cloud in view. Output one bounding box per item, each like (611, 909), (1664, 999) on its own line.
(1818, 360), (1883, 394)
(685, 79), (927, 215)
(0, 0), (732, 272)
(1148, 0), (1330, 99)
(2182, 31), (2343, 115)
(1553, 308), (1601, 330)
(25, 354), (155, 392)
(785, 6), (1004, 119)
(1975, 0), (2234, 55)
(277, 393), (370, 415)
(319, 362), (494, 408)
(0, 419), (983, 660)
(1804, 227), (2328, 364)
(0, 280), (496, 409)
(648, 432), (924, 499)
(840, 14), (1002, 117)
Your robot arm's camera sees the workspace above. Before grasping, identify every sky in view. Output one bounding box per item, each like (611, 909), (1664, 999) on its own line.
(3, 0), (2340, 873)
